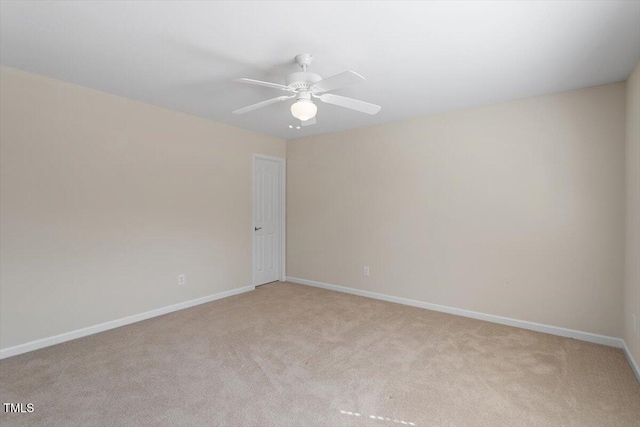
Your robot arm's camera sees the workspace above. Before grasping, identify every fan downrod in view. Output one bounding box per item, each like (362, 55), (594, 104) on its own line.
(295, 54), (313, 71)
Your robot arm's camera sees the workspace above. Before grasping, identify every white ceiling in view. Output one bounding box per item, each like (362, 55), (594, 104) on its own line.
(1, 1), (639, 139)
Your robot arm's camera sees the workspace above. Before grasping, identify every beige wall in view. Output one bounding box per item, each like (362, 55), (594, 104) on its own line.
(287, 83), (626, 338)
(0, 66), (285, 350)
(625, 61), (640, 364)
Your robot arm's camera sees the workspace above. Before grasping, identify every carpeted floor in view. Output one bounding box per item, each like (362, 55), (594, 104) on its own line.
(1, 282), (639, 427)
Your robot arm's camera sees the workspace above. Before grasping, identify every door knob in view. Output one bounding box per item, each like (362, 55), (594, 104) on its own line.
(255, 227), (262, 231)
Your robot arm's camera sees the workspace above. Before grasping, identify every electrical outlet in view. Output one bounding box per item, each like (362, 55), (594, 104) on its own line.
(178, 274), (186, 286)
(633, 314), (637, 334)
(363, 266), (370, 277)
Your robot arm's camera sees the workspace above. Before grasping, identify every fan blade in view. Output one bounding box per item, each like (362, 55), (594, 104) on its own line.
(318, 93), (381, 115)
(312, 71), (365, 93)
(301, 117), (316, 127)
(235, 78), (293, 92)
(233, 96), (292, 114)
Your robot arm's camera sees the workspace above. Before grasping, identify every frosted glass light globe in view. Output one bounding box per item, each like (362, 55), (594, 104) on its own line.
(291, 100), (317, 121)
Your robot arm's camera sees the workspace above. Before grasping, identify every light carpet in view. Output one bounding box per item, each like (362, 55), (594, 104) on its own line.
(1, 282), (639, 426)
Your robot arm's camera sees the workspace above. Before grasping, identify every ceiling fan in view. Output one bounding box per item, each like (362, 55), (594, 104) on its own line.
(233, 54), (381, 126)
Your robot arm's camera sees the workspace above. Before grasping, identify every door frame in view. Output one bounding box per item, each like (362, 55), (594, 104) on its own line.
(252, 153), (286, 286)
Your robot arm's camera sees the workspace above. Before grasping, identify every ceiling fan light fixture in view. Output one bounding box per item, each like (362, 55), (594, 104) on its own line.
(233, 54), (381, 125)
(290, 99), (317, 121)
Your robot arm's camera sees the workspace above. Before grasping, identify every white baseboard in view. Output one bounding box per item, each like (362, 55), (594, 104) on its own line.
(622, 341), (640, 383)
(286, 276), (624, 348)
(0, 285), (255, 360)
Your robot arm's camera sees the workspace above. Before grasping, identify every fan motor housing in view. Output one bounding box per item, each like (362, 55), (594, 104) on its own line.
(286, 72), (322, 90)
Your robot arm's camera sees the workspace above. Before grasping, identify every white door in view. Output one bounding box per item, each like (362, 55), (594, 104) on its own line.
(253, 156), (282, 286)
